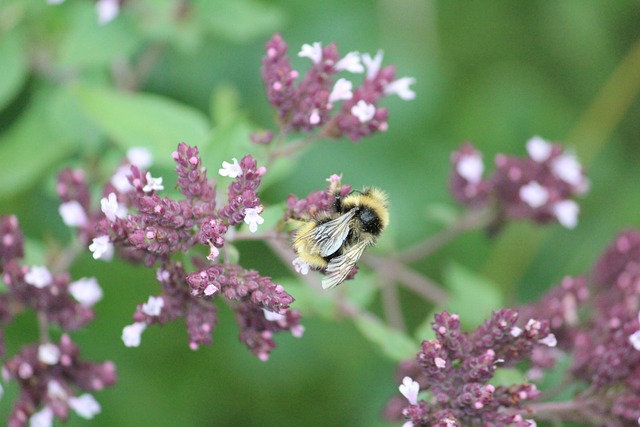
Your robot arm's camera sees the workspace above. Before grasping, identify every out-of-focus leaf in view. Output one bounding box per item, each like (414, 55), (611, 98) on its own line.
(353, 313), (418, 361)
(0, 91), (77, 199)
(413, 308), (437, 343)
(57, 2), (139, 68)
(490, 368), (527, 388)
(195, 0), (285, 42)
(73, 84), (210, 167)
(0, 31), (28, 111)
(279, 279), (337, 320)
(443, 261), (504, 330)
(344, 271), (378, 309)
(424, 203), (459, 227)
(47, 86), (102, 149)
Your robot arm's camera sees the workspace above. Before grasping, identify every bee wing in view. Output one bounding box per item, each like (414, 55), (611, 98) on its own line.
(296, 210), (356, 257)
(321, 239), (370, 289)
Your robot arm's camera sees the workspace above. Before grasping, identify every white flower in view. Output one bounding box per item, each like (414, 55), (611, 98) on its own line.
(141, 296), (164, 317)
(510, 326), (523, 337)
(204, 284), (218, 296)
(0, 383), (3, 401)
(351, 100), (376, 123)
(298, 42), (323, 64)
(111, 165), (133, 193)
(218, 158), (243, 178)
(335, 51), (364, 73)
(96, 0), (119, 25)
(48, 0), (65, 4)
(309, 109), (321, 125)
(243, 206), (264, 233)
(398, 376), (419, 405)
(457, 153), (484, 184)
(47, 380), (67, 400)
(59, 201), (88, 228)
(292, 257), (310, 275)
(122, 322), (147, 347)
(69, 394), (101, 419)
(551, 153), (583, 187)
(519, 181), (549, 208)
(539, 333), (557, 347)
(434, 357), (446, 369)
(384, 77), (416, 100)
(362, 50), (384, 80)
(29, 406), (54, 427)
(100, 192), (119, 222)
(69, 277), (103, 307)
(526, 136), (553, 162)
(401, 422), (414, 427)
(629, 330), (640, 351)
(263, 308), (285, 322)
(142, 172), (164, 193)
(127, 147), (153, 169)
(552, 200), (579, 229)
(25, 266), (53, 288)
(89, 235), (114, 261)
(328, 78), (353, 103)
(38, 343), (60, 365)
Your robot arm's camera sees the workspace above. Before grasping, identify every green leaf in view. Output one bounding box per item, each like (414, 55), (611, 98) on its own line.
(0, 30), (28, 111)
(353, 314), (418, 361)
(57, 2), (140, 67)
(279, 279), (337, 320)
(490, 368), (527, 388)
(443, 261), (504, 330)
(413, 309), (438, 342)
(195, 0), (285, 42)
(73, 84), (210, 166)
(344, 270), (378, 310)
(0, 90), (77, 199)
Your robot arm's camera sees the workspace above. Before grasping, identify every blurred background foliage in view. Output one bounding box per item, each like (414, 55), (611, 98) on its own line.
(1, 0), (640, 426)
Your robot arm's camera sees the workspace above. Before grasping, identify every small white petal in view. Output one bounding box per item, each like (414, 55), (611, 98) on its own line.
(434, 357), (446, 369)
(243, 207), (264, 233)
(69, 277), (103, 307)
(292, 257), (310, 275)
(629, 330), (640, 351)
(47, 380), (67, 400)
(96, 0), (119, 25)
(29, 406), (54, 427)
(48, 0), (65, 4)
(122, 322), (146, 347)
(298, 42), (323, 64)
(38, 343), (60, 365)
(263, 308), (285, 322)
(89, 235), (114, 261)
(204, 284), (218, 296)
(142, 172), (164, 193)
(69, 394), (101, 419)
(111, 165), (134, 193)
(328, 78), (353, 103)
(510, 326), (523, 337)
(519, 181), (549, 208)
(526, 136), (553, 162)
(552, 200), (579, 229)
(399, 376), (420, 405)
(362, 50), (384, 80)
(457, 154), (484, 184)
(335, 51), (364, 73)
(218, 158), (243, 178)
(309, 109), (321, 125)
(384, 77), (416, 100)
(25, 266), (53, 289)
(351, 100), (376, 123)
(551, 153), (583, 186)
(127, 147), (153, 169)
(100, 193), (119, 222)
(141, 296), (164, 317)
(59, 201), (88, 228)
(401, 422), (414, 427)
(539, 334), (557, 347)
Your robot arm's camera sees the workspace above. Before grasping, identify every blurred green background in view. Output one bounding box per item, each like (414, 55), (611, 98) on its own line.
(1, 0), (640, 426)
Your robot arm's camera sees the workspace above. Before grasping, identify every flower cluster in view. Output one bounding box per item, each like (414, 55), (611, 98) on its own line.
(450, 136), (589, 230)
(261, 33), (415, 141)
(0, 216), (114, 426)
(59, 143), (301, 360)
(385, 310), (555, 427)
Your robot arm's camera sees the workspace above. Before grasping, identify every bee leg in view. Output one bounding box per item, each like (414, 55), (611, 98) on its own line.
(333, 191), (342, 212)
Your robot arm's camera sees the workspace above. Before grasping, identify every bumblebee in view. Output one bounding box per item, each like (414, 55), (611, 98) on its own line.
(292, 187), (389, 289)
